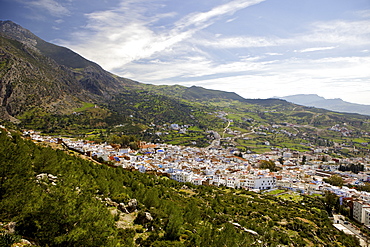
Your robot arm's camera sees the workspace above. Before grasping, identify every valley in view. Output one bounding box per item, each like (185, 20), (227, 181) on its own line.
(1, 20), (370, 246)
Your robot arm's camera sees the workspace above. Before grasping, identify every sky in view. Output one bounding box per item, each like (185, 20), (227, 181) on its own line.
(1, 0), (370, 105)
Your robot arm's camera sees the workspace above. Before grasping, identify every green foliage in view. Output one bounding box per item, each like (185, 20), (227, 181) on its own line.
(0, 130), (117, 246)
(73, 102), (95, 112)
(338, 163), (364, 174)
(259, 160), (281, 172)
(165, 207), (183, 240)
(324, 175), (344, 187)
(323, 191), (340, 216)
(0, 129), (360, 246)
(0, 232), (21, 247)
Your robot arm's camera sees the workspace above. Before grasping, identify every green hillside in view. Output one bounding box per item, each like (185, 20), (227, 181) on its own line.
(0, 129), (359, 246)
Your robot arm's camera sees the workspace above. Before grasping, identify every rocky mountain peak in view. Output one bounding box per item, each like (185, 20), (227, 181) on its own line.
(0, 20), (38, 48)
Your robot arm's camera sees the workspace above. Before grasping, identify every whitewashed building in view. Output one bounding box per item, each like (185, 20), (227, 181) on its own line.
(353, 201), (370, 223)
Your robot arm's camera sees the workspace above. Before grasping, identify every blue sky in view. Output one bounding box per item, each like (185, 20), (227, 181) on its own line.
(1, 0), (370, 104)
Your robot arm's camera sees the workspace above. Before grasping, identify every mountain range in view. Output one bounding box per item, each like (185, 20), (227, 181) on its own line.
(278, 94), (370, 116)
(0, 20), (289, 126)
(1, 20), (370, 150)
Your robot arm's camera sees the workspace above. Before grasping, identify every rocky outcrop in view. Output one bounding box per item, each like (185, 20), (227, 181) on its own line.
(134, 211), (153, 225)
(0, 21), (139, 120)
(103, 197), (138, 214)
(0, 35), (84, 117)
(126, 199), (138, 212)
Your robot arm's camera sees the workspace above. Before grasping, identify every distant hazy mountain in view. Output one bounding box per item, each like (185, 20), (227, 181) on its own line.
(278, 94), (370, 116)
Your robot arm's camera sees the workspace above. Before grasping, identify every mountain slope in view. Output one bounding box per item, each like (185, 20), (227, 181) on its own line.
(0, 34), (85, 120)
(0, 20), (93, 69)
(279, 94), (370, 116)
(0, 20), (140, 120)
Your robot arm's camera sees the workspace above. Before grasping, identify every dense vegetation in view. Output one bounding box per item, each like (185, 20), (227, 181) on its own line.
(0, 129), (359, 246)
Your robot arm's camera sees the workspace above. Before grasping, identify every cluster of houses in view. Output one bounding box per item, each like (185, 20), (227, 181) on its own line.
(26, 131), (369, 188)
(25, 130), (370, 227)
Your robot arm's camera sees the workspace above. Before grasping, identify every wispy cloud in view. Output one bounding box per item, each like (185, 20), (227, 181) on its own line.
(21, 0), (70, 17)
(59, 0), (266, 70)
(195, 19), (370, 50)
(303, 20), (370, 46)
(294, 46), (336, 53)
(195, 36), (280, 48)
(53, 0), (370, 105)
(116, 47), (370, 104)
(265, 52), (283, 56)
(357, 9), (370, 18)
(226, 17), (238, 23)
(174, 0), (265, 30)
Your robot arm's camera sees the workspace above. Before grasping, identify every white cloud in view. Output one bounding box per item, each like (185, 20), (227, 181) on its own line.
(357, 9), (370, 18)
(53, 0), (370, 104)
(265, 52), (283, 56)
(195, 36), (280, 48)
(118, 52), (370, 104)
(59, 0), (266, 71)
(226, 17), (238, 23)
(294, 46), (336, 53)
(303, 20), (370, 46)
(193, 18), (370, 51)
(175, 0), (265, 30)
(24, 0), (70, 16)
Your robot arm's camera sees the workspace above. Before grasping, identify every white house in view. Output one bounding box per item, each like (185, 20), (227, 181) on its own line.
(226, 177), (240, 189)
(364, 209), (370, 226)
(353, 201), (370, 223)
(171, 171), (193, 183)
(242, 176), (276, 190)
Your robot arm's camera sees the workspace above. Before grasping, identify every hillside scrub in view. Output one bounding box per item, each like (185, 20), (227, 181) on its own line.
(0, 129), (360, 246)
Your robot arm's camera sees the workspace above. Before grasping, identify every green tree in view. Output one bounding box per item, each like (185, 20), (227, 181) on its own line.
(143, 188), (160, 208)
(324, 175), (344, 187)
(301, 155), (307, 165)
(165, 208), (183, 240)
(324, 191), (340, 215)
(259, 160), (281, 172)
(278, 157), (284, 165)
(184, 200), (201, 225)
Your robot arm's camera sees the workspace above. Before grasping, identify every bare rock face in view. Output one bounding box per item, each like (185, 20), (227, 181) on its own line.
(0, 20), (38, 47)
(4, 221), (16, 234)
(126, 199), (138, 213)
(0, 34), (82, 117)
(134, 211), (153, 225)
(118, 203), (129, 214)
(18, 239), (33, 246)
(104, 197), (119, 207)
(0, 21), (133, 120)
